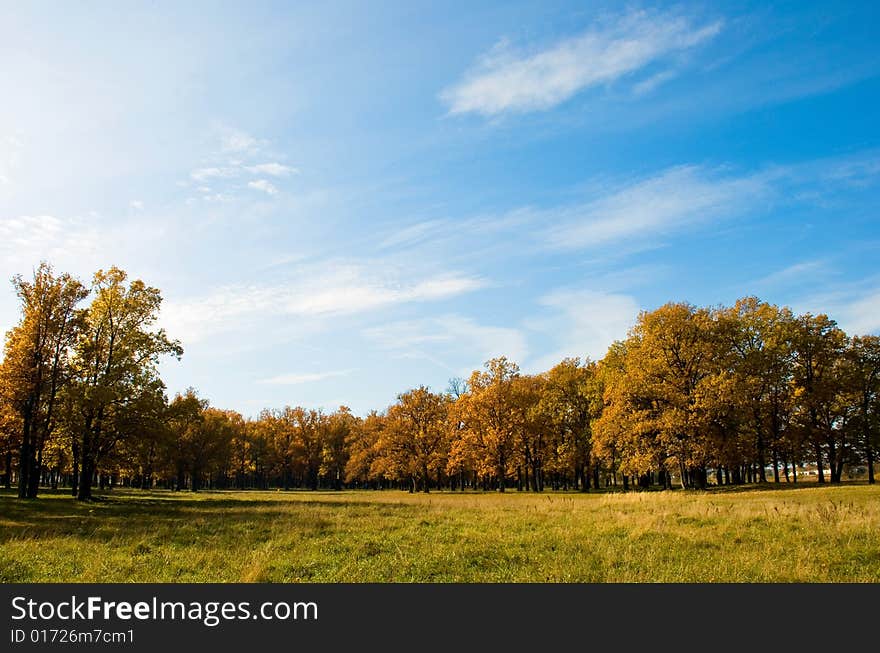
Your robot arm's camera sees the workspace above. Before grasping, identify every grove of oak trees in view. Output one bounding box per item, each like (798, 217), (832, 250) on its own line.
(1, 264), (878, 499)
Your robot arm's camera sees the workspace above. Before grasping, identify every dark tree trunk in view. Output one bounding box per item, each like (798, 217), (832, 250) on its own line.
(756, 433), (767, 483)
(4, 450), (12, 489)
(71, 441), (79, 497)
(827, 437), (839, 484)
(77, 458), (94, 501)
(867, 444), (875, 485)
(27, 446), (43, 498)
(834, 458), (844, 484)
(496, 454), (506, 492)
(17, 416), (32, 499)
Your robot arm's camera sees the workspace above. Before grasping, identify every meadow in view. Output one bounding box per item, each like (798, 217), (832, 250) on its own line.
(1, 484), (879, 583)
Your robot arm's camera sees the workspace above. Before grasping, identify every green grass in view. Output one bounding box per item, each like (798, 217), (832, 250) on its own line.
(1, 484), (879, 582)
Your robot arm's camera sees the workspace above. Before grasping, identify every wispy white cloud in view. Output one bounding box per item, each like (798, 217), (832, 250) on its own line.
(218, 126), (260, 153)
(836, 290), (880, 335)
(442, 10), (722, 116)
(0, 215), (104, 268)
(257, 369), (353, 385)
(190, 167), (234, 181)
(527, 288), (640, 371)
(544, 165), (768, 250)
(160, 264), (488, 345)
(375, 153), (877, 268)
(129, 199), (144, 211)
(364, 314), (528, 375)
(632, 69), (677, 96)
(795, 281), (880, 336)
(247, 162), (298, 177)
(0, 214), (62, 238)
(378, 210), (531, 252)
(754, 260), (828, 289)
(187, 129), (297, 197)
(248, 179), (279, 195)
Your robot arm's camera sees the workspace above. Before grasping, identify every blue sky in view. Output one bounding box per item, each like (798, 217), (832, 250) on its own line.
(1, 1), (878, 416)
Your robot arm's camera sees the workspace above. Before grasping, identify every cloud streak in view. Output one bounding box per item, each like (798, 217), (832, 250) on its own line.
(544, 165), (768, 250)
(364, 314), (528, 375)
(248, 179), (279, 195)
(527, 288), (640, 371)
(258, 369), (353, 385)
(442, 10), (721, 116)
(161, 264), (488, 345)
(247, 162), (298, 177)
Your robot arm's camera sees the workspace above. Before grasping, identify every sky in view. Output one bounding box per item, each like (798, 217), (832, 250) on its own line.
(1, 1), (878, 416)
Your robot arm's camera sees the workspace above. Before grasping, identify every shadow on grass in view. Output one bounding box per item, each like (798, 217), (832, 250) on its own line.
(0, 491), (421, 545)
(700, 479), (872, 494)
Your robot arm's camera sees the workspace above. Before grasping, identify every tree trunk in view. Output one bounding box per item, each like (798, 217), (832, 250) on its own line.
(17, 416), (32, 499)
(827, 437), (839, 484)
(756, 433), (767, 483)
(26, 446), (42, 498)
(815, 443), (825, 484)
(4, 450), (11, 489)
(867, 444), (875, 485)
(77, 458), (93, 501)
(496, 454), (506, 492)
(71, 441), (79, 497)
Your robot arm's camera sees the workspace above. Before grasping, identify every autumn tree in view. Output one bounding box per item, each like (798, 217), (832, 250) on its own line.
(67, 267), (181, 500)
(844, 335), (880, 483)
(247, 418), (272, 489)
(594, 337), (681, 489)
(229, 414), (252, 488)
(375, 387), (450, 492)
(345, 411), (385, 487)
(453, 357), (523, 491)
(164, 389), (207, 490)
(192, 408), (236, 490)
(540, 358), (602, 491)
(264, 408), (296, 490)
(0, 402), (20, 489)
(718, 298), (798, 483)
(290, 407), (324, 490)
(791, 314), (849, 483)
(596, 304), (719, 489)
(322, 407), (355, 490)
(0, 263), (88, 498)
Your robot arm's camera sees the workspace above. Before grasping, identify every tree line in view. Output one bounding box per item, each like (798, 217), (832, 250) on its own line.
(1, 263), (877, 500)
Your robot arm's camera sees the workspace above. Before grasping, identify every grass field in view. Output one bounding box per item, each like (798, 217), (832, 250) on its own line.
(1, 484), (879, 582)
